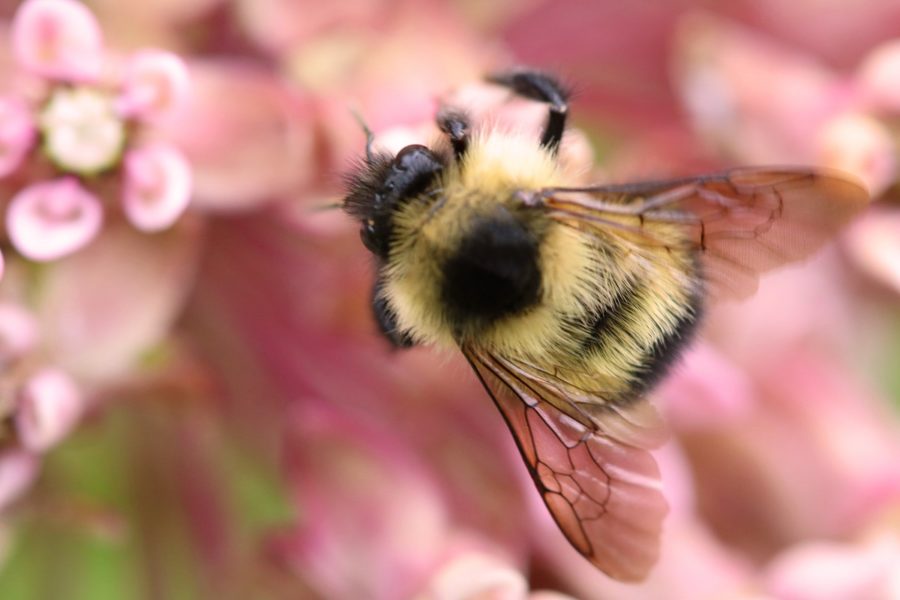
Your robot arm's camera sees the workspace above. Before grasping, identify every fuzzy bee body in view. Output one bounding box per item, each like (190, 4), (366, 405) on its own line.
(381, 129), (702, 405)
(342, 70), (868, 581)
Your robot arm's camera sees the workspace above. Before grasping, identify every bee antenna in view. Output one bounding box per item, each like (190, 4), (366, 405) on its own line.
(349, 107), (376, 166)
(309, 201), (343, 212)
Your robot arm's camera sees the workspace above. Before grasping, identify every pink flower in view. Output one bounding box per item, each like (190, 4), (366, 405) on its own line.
(6, 178), (103, 261)
(0, 299), (84, 505)
(857, 39), (900, 112)
(844, 209), (900, 295)
(765, 535), (900, 600)
(157, 61), (315, 212)
(122, 144), (192, 232)
(0, 96), (36, 178)
(0, 0), (193, 264)
(0, 302), (38, 363)
(271, 403), (448, 600)
(420, 550), (579, 600)
(116, 50), (191, 121)
(11, 0), (103, 82)
(672, 12), (900, 307)
(0, 450), (40, 512)
(15, 366), (82, 452)
(673, 12), (898, 196)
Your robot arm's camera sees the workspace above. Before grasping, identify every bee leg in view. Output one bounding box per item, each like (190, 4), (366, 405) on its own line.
(372, 275), (416, 348)
(487, 69), (569, 154)
(437, 108), (470, 162)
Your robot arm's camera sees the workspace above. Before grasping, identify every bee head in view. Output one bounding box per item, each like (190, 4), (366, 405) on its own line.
(343, 144), (446, 259)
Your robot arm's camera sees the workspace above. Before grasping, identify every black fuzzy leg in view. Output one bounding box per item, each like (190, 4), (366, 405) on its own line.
(487, 69), (569, 153)
(437, 108), (470, 162)
(372, 275), (415, 348)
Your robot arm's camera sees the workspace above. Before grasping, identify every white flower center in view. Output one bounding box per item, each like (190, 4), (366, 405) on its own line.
(38, 87), (126, 175)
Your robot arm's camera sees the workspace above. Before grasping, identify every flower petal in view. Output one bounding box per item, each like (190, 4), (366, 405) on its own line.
(15, 367), (82, 453)
(857, 39), (900, 112)
(0, 303), (39, 364)
(765, 537), (900, 600)
(673, 13), (843, 163)
(818, 112), (896, 197)
(0, 96), (36, 178)
(6, 178), (104, 261)
(420, 553), (528, 600)
(11, 0), (104, 82)
(116, 50), (191, 121)
(845, 209), (900, 295)
(158, 61), (314, 211)
(658, 343), (755, 430)
(35, 220), (203, 381)
(0, 450), (39, 512)
(122, 144), (192, 232)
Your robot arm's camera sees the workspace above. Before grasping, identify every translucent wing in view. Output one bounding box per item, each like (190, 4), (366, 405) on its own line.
(463, 346), (669, 582)
(540, 167), (869, 299)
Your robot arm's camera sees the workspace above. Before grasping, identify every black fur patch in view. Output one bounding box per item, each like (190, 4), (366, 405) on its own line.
(574, 282), (640, 356)
(342, 152), (394, 221)
(576, 280), (703, 402)
(372, 274), (415, 348)
(441, 208), (542, 324)
(632, 289), (703, 396)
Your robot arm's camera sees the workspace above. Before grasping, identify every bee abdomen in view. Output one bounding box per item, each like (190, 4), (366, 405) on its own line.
(577, 280), (702, 402)
(632, 294), (702, 397)
(440, 208), (541, 325)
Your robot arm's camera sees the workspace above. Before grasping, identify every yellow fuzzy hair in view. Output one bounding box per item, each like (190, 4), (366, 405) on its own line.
(383, 128), (700, 397)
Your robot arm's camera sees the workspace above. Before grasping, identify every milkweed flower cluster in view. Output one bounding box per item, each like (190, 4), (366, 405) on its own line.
(0, 299), (81, 512)
(0, 0), (194, 517)
(0, 0), (191, 265)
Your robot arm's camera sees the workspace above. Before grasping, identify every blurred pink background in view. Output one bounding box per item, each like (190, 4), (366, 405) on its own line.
(0, 1), (898, 598)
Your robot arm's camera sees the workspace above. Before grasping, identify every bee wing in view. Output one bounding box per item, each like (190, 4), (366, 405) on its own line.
(463, 347), (669, 582)
(542, 167), (869, 300)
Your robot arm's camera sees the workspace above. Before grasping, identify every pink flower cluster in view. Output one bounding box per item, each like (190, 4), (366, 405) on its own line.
(0, 301), (81, 512)
(0, 0), (191, 266)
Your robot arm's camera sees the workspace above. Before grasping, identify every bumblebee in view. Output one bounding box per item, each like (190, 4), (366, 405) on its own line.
(342, 69), (868, 581)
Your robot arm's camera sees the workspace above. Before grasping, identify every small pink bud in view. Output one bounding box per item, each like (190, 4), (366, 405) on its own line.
(11, 0), (104, 82)
(766, 538), (900, 600)
(422, 553), (528, 600)
(15, 367), (82, 453)
(0, 450), (39, 511)
(818, 113), (896, 197)
(0, 97), (37, 179)
(122, 144), (191, 232)
(7, 178), (104, 261)
(0, 303), (39, 363)
(845, 210), (900, 295)
(857, 39), (900, 112)
(116, 50), (191, 121)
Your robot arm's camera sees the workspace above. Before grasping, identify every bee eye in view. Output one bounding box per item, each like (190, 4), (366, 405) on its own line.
(376, 145), (444, 218)
(388, 144), (444, 187)
(360, 220), (382, 255)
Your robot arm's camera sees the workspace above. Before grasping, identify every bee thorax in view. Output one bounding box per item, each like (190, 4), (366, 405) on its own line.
(440, 208), (541, 328)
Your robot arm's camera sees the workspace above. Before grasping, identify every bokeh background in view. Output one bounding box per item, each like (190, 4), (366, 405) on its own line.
(0, 1), (898, 598)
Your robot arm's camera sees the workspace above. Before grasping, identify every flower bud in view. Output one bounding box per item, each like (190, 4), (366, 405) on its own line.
(7, 178), (104, 261)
